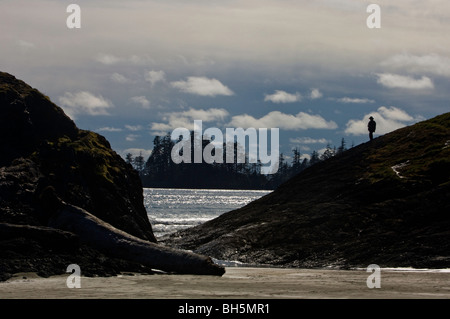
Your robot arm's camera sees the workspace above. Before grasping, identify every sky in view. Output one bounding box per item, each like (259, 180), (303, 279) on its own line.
(1, 0), (449, 165)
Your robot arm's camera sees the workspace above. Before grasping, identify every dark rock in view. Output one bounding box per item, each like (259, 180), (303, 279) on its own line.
(0, 72), (158, 280)
(0, 71), (155, 242)
(0, 71), (224, 280)
(47, 200), (224, 276)
(0, 237), (156, 281)
(0, 222), (79, 252)
(164, 113), (450, 269)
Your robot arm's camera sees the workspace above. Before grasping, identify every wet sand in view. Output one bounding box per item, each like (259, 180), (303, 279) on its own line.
(1, 267), (449, 299)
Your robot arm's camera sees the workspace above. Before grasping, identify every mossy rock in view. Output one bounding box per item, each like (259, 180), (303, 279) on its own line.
(165, 112), (450, 269)
(0, 71), (156, 243)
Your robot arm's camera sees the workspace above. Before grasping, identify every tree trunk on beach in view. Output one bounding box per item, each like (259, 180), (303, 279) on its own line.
(47, 202), (225, 276)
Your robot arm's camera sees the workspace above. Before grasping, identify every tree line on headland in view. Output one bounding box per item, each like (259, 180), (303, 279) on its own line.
(126, 132), (350, 190)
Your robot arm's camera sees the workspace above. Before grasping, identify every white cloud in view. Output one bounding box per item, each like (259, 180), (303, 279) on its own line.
(289, 137), (329, 144)
(130, 96), (150, 109)
(381, 54), (450, 77)
(297, 145), (311, 152)
(110, 73), (131, 84)
(150, 123), (178, 136)
(228, 111), (337, 130)
(310, 88), (323, 100)
(150, 107), (230, 134)
(171, 77), (234, 97)
(336, 97), (375, 104)
(16, 39), (35, 49)
(145, 70), (166, 87)
(4, 1), (450, 82)
(120, 148), (152, 160)
(125, 124), (143, 131)
(300, 153), (311, 161)
(95, 53), (154, 65)
(264, 90), (302, 103)
(128, 55), (155, 65)
(126, 134), (140, 142)
(179, 108), (229, 122)
(96, 127), (123, 132)
(345, 106), (421, 136)
(59, 91), (113, 118)
(377, 106), (414, 122)
(376, 73), (434, 90)
(95, 53), (121, 65)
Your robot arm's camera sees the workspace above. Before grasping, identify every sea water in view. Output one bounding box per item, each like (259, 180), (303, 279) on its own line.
(143, 188), (450, 271)
(144, 188), (271, 239)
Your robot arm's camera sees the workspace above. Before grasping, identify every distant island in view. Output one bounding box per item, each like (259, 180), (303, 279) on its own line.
(126, 133), (349, 190)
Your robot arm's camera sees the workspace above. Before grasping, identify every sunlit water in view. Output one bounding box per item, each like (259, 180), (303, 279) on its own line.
(144, 188), (271, 239)
(143, 188), (450, 270)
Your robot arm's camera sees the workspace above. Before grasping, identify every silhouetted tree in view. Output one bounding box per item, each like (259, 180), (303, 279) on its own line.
(291, 147), (302, 173)
(125, 153), (133, 165)
(134, 152), (145, 173)
(310, 150), (320, 166)
(139, 133), (349, 189)
(320, 144), (335, 161)
(336, 138), (347, 155)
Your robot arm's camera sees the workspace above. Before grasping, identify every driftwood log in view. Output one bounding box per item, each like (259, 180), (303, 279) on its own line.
(0, 222), (79, 251)
(46, 202), (225, 276)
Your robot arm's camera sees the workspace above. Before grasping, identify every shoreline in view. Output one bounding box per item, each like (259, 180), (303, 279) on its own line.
(213, 258), (450, 272)
(1, 267), (449, 299)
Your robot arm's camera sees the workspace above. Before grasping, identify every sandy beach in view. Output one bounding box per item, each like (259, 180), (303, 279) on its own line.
(1, 267), (449, 299)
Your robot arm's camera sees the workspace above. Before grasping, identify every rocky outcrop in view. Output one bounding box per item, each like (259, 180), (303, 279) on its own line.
(0, 72), (224, 280)
(0, 72), (154, 241)
(45, 193), (223, 276)
(164, 113), (450, 269)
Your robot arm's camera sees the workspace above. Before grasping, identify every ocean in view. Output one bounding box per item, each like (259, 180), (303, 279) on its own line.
(143, 188), (271, 239)
(143, 188), (450, 270)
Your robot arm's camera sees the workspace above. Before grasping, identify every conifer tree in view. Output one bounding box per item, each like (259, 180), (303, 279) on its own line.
(134, 152), (145, 173)
(337, 138), (347, 155)
(310, 150), (320, 166)
(125, 153), (134, 165)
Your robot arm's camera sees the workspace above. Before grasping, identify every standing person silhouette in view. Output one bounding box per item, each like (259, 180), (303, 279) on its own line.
(368, 116), (376, 141)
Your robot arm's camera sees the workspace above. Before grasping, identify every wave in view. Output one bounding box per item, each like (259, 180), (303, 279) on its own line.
(356, 267), (450, 273)
(150, 217), (211, 225)
(144, 188), (270, 238)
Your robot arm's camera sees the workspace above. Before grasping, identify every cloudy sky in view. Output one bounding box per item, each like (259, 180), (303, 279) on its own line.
(1, 0), (449, 163)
